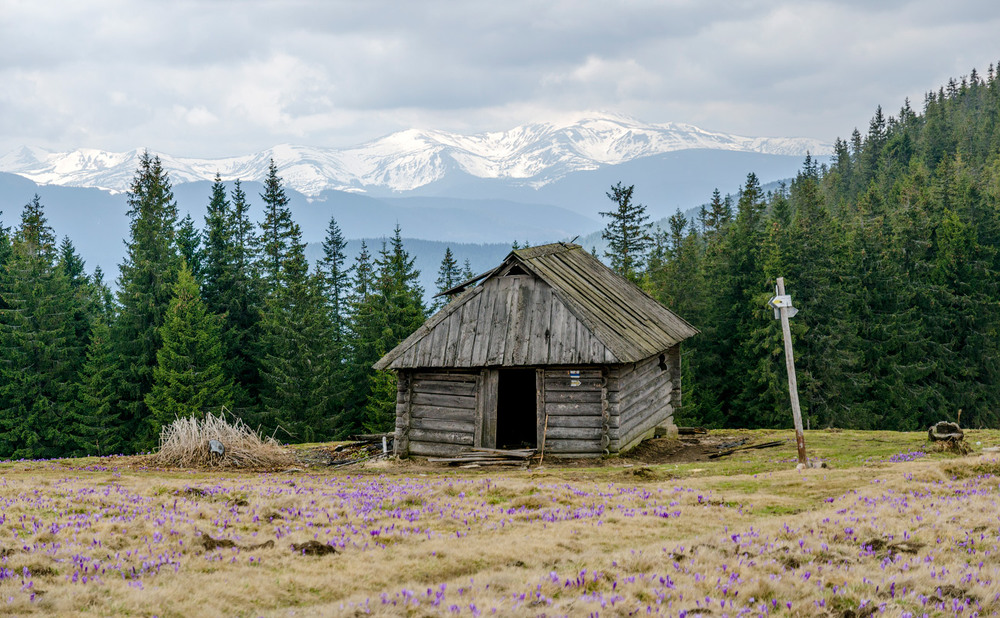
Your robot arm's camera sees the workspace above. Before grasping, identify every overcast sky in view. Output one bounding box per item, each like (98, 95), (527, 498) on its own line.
(2, 0), (998, 158)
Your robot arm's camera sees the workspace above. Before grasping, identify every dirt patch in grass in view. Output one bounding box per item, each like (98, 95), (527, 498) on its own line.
(290, 540), (337, 556)
(625, 435), (750, 464)
(198, 534), (275, 552)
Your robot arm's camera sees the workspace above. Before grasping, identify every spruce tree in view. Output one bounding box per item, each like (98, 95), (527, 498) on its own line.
(704, 173), (776, 428)
(257, 160), (295, 293)
(54, 236), (93, 349)
(646, 212), (706, 426)
(600, 182), (652, 282)
(90, 266), (116, 320)
(0, 212), (10, 276)
(200, 174), (231, 313)
(339, 241), (381, 437)
(146, 264), (232, 429)
(350, 227), (425, 431)
(363, 365), (398, 434)
(58, 236), (87, 287)
(57, 237), (98, 364)
(318, 216), (351, 352)
(74, 319), (123, 456)
(785, 157), (862, 429)
(375, 226), (426, 348)
(223, 180), (262, 409)
(432, 246), (461, 311)
(176, 213), (202, 282)
(703, 188), (733, 239)
(0, 196), (84, 458)
(111, 151), (180, 452)
(258, 221), (333, 442)
(460, 258), (475, 280)
(199, 177), (262, 410)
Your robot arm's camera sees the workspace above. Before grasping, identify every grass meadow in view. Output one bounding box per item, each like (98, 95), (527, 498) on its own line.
(1, 429), (999, 617)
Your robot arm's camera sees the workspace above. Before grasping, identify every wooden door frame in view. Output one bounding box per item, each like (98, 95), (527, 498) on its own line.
(478, 367), (545, 450)
(477, 368), (499, 449)
(535, 368), (545, 453)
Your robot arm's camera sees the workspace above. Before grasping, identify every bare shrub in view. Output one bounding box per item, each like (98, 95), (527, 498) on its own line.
(153, 411), (293, 470)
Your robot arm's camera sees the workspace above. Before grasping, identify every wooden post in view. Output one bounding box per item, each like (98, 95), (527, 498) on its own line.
(537, 368), (548, 464)
(776, 277), (807, 465)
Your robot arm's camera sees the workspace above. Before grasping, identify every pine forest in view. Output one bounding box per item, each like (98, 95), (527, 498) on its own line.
(3, 67), (1000, 458)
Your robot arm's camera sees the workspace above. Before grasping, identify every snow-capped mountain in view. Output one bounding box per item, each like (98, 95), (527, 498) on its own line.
(0, 113), (830, 196)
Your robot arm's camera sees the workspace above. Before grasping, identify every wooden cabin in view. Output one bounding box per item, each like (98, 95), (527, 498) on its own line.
(373, 243), (698, 458)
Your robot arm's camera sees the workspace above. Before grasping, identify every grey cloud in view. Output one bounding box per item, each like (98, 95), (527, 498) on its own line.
(2, 0), (999, 156)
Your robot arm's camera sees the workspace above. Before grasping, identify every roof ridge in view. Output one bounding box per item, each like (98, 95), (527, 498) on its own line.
(512, 242), (581, 260)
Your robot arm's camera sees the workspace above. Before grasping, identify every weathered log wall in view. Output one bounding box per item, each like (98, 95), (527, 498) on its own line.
(613, 347), (679, 453)
(395, 370), (479, 457)
(539, 367), (607, 456)
(394, 347), (680, 459)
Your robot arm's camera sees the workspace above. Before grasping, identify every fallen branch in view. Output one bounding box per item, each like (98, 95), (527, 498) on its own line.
(677, 427), (708, 435)
(709, 440), (786, 459)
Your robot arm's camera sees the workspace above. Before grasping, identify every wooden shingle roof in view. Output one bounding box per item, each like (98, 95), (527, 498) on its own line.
(374, 243), (698, 370)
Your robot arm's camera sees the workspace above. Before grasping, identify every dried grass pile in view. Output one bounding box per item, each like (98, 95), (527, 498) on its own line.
(153, 411), (294, 469)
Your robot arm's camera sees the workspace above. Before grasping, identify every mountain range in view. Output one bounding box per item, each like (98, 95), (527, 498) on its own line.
(0, 112), (830, 296)
(0, 112), (829, 198)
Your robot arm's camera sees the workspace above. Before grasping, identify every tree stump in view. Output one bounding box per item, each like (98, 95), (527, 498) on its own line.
(928, 422), (963, 442)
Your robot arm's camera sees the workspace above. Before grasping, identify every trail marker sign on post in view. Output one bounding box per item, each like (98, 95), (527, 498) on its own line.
(770, 277), (807, 466)
(768, 295), (798, 319)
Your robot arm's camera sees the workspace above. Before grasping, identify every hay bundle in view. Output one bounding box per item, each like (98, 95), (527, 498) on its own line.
(153, 411), (293, 469)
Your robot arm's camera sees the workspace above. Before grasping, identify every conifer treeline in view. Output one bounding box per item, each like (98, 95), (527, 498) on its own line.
(646, 65), (1000, 431)
(3, 65), (999, 459)
(0, 157), (428, 458)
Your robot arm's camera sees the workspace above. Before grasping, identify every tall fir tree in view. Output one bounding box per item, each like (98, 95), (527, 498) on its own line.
(316, 216), (351, 416)
(258, 221), (333, 442)
(460, 258), (475, 280)
(318, 216), (351, 353)
(146, 264), (232, 430)
(0, 196), (87, 458)
(646, 211), (706, 426)
(57, 236), (97, 366)
(176, 213), (202, 283)
(223, 180), (263, 410)
(375, 226), (426, 349)
(361, 228), (425, 429)
(600, 182), (652, 282)
(90, 265), (116, 320)
(199, 176), (263, 410)
(364, 358), (397, 433)
(339, 241), (382, 437)
(200, 174), (232, 313)
(432, 246), (461, 311)
(111, 151), (181, 452)
(257, 160), (296, 293)
(73, 319), (122, 455)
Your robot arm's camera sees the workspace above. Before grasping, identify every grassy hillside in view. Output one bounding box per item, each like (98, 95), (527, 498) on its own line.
(0, 429), (997, 616)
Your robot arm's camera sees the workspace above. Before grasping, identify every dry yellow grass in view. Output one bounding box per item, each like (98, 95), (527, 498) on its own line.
(152, 411), (293, 470)
(0, 430), (997, 616)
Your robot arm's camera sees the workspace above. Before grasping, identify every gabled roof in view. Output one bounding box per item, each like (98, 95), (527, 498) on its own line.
(374, 243), (698, 370)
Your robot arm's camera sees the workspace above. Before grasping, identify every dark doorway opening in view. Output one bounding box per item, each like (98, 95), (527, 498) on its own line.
(496, 369), (537, 449)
